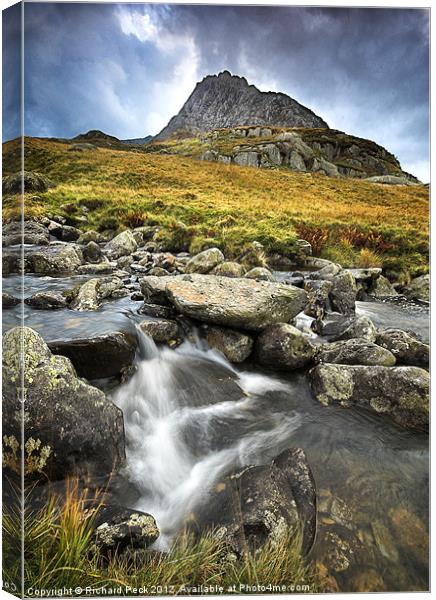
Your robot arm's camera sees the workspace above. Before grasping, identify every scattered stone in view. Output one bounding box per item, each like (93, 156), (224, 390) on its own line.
(403, 274), (429, 302)
(3, 220), (50, 246)
(337, 315), (377, 342)
(83, 241), (103, 263)
(389, 506), (429, 565)
(2, 292), (20, 308)
(185, 247), (225, 274)
(211, 261), (245, 278)
(148, 267), (170, 277)
(77, 230), (106, 244)
(244, 267), (276, 281)
(139, 319), (179, 343)
(93, 506), (159, 557)
(29, 245), (82, 275)
(255, 323), (316, 370)
(77, 263), (115, 275)
(368, 275), (398, 298)
(58, 225), (82, 242)
(204, 326), (253, 363)
(309, 364), (429, 430)
(104, 230), (138, 260)
(49, 331), (137, 379)
(329, 271), (357, 314)
(316, 339), (396, 366)
(25, 291), (68, 310)
(376, 329), (429, 367)
(2, 327), (125, 480)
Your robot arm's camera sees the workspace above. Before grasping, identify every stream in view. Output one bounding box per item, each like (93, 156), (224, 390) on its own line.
(2, 270), (429, 592)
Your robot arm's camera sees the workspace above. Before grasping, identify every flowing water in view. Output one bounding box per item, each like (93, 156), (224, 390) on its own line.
(2, 271), (429, 591)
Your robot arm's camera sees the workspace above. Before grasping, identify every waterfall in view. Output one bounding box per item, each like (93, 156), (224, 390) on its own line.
(113, 327), (302, 548)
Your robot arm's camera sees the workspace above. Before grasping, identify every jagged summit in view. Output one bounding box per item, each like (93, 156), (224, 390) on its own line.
(154, 71), (328, 140)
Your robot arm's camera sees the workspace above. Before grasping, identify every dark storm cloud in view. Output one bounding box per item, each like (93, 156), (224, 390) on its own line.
(3, 2), (22, 141)
(3, 3), (429, 179)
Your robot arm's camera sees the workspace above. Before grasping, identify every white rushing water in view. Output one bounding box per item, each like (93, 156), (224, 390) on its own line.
(113, 327), (302, 548)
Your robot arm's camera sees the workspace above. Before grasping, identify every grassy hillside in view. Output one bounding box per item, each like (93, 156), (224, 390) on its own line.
(2, 137), (429, 276)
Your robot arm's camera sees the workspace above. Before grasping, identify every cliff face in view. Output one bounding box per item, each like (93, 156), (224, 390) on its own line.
(154, 71), (328, 140)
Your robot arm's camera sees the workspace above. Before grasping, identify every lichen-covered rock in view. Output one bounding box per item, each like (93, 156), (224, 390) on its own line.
(238, 241), (266, 269)
(2, 327), (125, 480)
(57, 225), (82, 242)
(49, 331), (137, 379)
(140, 276), (171, 305)
(25, 291), (68, 310)
(211, 261), (245, 278)
(204, 325), (253, 363)
(329, 271), (357, 314)
(139, 319), (179, 343)
(193, 448), (316, 556)
(255, 323), (316, 370)
(164, 274), (307, 331)
(404, 274), (429, 302)
(71, 276), (124, 311)
(244, 267), (276, 282)
(3, 220), (50, 246)
(316, 339), (396, 366)
(77, 230), (106, 244)
(185, 247), (225, 274)
(29, 245), (83, 275)
(309, 364), (429, 430)
(376, 329), (429, 367)
(103, 230), (138, 260)
(93, 506), (159, 557)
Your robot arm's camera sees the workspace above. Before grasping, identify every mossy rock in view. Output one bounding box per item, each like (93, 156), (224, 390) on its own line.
(2, 171), (55, 195)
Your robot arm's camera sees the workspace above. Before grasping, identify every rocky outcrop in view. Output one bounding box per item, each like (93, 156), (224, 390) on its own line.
(309, 364), (429, 431)
(2, 171), (54, 195)
(203, 325), (253, 363)
(376, 329), (429, 367)
(49, 331), (137, 379)
(316, 339), (396, 367)
(142, 274), (307, 331)
(255, 323), (316, 370)
(2, 327), (125, 480)
(154, 71), (328, 141)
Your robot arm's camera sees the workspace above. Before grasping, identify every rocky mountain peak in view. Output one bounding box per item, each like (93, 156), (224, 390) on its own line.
(154, 71), (328, 140)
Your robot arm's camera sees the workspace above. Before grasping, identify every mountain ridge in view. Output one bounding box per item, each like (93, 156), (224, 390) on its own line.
(154, 70), (328, 140)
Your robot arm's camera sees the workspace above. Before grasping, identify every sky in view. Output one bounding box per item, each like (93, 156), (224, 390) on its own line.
(2, 3), (430, 180)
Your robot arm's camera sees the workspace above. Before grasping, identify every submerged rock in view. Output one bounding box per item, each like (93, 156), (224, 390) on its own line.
(309, 364), (429, 430)
(376, 329), (429, 367)
(316, 339), (396, 367)
(49, 331), (137, 379)
(163, 274), (307, 331)
(203, 325), (254, 363)
(255, 323), (316, 370)
(185, 247), (225, 274)
(2, 327), (125, 480)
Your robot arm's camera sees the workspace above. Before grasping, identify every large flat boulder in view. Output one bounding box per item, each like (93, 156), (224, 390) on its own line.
(2, 327), (125, 481)
(147, 274), (307, 331)
(309, 364), (429, 431)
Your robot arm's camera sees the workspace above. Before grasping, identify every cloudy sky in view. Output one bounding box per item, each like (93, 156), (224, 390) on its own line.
(3, 3), (429, 180)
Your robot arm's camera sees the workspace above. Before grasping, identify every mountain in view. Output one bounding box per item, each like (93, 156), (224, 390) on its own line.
(121, 135), (153, 145)
(154, 71), (328, 140)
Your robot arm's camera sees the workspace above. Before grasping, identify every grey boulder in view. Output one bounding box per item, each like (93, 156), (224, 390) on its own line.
(376, 329), (429, 367)
(255, 323), (316, 370)
(316, 339), (396, 367)
(203, 325), (254, 363)
(185, 247), (225, 274)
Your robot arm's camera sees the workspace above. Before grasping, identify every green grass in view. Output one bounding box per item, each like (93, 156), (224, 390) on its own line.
(3, 481), (318, 596)
(2, 136), (429, 276)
